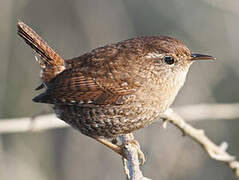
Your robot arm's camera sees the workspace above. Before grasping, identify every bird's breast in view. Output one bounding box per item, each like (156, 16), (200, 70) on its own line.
(137, 65), (190, 113)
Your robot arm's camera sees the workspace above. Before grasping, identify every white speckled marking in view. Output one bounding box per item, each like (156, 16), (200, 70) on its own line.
(145, 52), (164, 59)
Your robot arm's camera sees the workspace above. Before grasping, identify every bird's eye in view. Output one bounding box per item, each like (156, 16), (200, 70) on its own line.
(164, 56), (174, 65)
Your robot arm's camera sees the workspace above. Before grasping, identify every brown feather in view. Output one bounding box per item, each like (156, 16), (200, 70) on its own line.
(17, 21), (65, 83)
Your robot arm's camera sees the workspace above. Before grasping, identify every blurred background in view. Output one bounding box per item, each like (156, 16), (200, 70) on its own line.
(0, 0), (239, 179)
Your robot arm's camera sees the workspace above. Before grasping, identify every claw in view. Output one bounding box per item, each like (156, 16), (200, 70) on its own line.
(121, 139), (146, 165)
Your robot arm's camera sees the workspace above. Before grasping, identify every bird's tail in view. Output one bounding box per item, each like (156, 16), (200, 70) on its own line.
(17, 21), (65, 85)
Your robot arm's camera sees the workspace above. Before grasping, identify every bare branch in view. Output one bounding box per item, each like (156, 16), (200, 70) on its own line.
(163, 108), (239, 178)
(0, 114), (68, 133)
(120, 134), (151, 180)
(174, 103), (239, 121)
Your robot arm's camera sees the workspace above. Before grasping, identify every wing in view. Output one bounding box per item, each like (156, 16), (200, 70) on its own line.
(33, 42), (144, 105)
(33, 69), (137, 105)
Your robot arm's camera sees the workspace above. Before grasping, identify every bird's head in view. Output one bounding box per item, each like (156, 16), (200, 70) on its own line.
(143, 36), (215, 74)
(136, 36), (216, 109)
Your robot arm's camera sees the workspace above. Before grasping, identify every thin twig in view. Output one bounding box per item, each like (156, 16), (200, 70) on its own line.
(174, 103), (239, 121)
(163, 108), (239, 177)
(119, 134), (151, 180)
(0, 114), (68, 133)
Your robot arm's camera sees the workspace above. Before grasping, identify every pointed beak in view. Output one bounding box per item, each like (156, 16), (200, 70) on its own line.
(190, 53), (216, 61)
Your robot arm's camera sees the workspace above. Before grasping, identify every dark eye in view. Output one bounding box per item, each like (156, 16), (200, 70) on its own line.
(164, 56), (174, 65)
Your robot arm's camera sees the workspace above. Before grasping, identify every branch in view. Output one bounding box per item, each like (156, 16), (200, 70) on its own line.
(120, 134), (151, 180)
(175, 103), (239, 121)
(0, 114), (68, 133)
(162, 108), (239, 177)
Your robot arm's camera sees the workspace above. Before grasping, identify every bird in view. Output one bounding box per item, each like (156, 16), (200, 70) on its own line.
(17, 21), (215, 158)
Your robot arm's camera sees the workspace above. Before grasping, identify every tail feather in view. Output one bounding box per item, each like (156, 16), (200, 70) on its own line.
(32, 92), (50, 103)
(17, 21), (65, 84)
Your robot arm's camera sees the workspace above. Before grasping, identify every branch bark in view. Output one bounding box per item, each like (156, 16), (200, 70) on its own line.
(120, 134), (151, 180)
(0, 114), (68, 133)
(175, 103), (239, 121)
(163, 108), (239, 177)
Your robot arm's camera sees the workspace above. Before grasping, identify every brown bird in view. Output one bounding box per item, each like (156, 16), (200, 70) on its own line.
(17, 21), (215, 158)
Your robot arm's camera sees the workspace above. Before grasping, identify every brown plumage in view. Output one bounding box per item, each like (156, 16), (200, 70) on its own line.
(17, 21), (215, 157)
(18, 21), (65, 84)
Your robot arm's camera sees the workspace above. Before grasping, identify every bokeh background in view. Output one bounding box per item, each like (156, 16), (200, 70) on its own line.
(0, 0), (239, 179)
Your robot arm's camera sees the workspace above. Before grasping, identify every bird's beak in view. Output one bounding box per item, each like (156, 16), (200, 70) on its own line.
(190, 53), (216, 61)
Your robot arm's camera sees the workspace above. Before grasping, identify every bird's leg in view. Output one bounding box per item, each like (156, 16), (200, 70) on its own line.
(91, 135), (126, 158)
(90, 134), (145, 165)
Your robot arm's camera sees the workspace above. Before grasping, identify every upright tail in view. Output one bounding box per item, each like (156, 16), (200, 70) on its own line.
(17, 21), (65, 85)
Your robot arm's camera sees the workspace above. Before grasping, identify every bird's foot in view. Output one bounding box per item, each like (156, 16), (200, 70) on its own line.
(120, 139), (146, 165)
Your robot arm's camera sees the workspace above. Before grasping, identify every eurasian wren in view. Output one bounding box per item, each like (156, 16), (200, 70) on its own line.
(17, 21), (215, 157)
